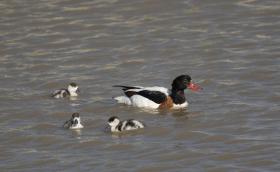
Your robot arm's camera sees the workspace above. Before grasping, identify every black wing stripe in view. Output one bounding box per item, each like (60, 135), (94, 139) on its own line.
(124, 91), (137, 97)
(113, 85), (141, 91)
(137, 90), (167, 104)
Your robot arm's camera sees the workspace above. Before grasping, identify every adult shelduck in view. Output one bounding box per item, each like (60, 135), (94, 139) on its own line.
(108, 116), (144, 132)
(51, 83), (80, 98)
(113, 75), (201, 109)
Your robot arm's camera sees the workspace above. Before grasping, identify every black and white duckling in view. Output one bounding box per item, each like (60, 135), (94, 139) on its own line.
(63, 113), (84, 129)
(52, 82), (80, 98)
(107, 116), (144, 132)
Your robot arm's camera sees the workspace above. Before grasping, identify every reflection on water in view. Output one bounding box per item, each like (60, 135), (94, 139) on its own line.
(1, 0), (280, 171)
(70, 129), (83, 137)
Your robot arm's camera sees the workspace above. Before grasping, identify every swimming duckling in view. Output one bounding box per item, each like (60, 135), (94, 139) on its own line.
(63, 113), (84, 129)
(108, 116), (144, 132)
(52, 83), (80, 98)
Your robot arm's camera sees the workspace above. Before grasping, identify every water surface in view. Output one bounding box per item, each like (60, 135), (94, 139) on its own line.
(1, 0), (280, 171)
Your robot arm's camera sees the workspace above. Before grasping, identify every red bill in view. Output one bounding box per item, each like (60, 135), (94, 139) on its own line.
(187, 82), (202, 91)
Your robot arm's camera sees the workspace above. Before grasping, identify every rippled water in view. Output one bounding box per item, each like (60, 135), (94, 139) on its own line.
(1, 0), (280, 171)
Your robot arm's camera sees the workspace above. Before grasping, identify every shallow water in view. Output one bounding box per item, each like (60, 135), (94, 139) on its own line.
(1, 0), (280, 171)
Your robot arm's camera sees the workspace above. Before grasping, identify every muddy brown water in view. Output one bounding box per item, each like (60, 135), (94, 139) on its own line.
(1, 0), (280, 171)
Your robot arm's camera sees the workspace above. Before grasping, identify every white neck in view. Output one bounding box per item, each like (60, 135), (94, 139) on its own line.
(69, 91), (78, 96)
(109, 122), (120, 132)
(68, 85), (78, 97)
(70, 123), (84, 129)
(111, 126), (120, 132)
